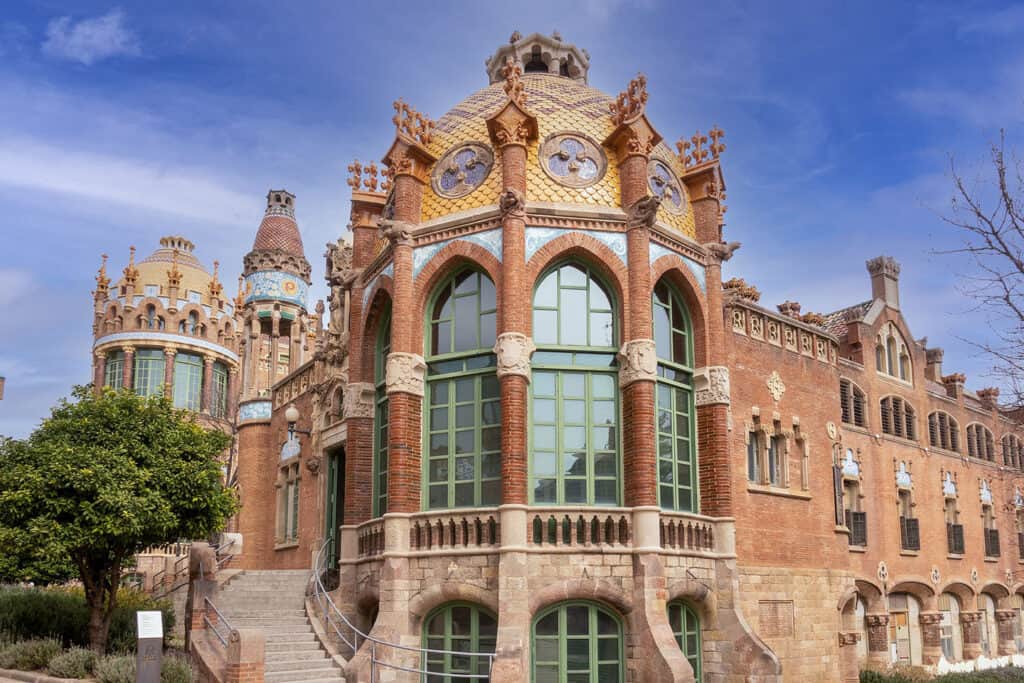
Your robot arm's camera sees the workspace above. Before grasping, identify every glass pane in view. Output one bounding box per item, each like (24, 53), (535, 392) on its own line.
(590, 278), (610, 309)
(429, 485), (446, 508)
(563, 427), (587, 451)
(597, 638), (618, 660)
(598, 663), (619, 682)
(536, 612), (558, 636)
(430, 407), (448, 431)
(591, 374), (615, 398)
(454, 430), (474, 454)
(429, 460), (448, 482)
(534, 426), (557, 450)
(431, 382), (449, 405)
(455, 404), (475, 428)
(534, 638), (558, 662)
(535, 665), (558, 683)
(597, 611), (617, 635)
(481, 402), (500, 426)
(534, 372), (556, 396)
(454, 483), (474, 506)
(455, 378), (474, 402)
(590, 312), (613, 347)
(534, 451), (557, 476)
(593, 427), (615, 451)
(564, 400), (586, 423)
(454, 271), (475, 295)
(480, 312), (497, 349)
(534, 479), (556, 503)
(659, 435), (673, 458)
(564, 451), (587, 476)
(592, 400), (615, 425)
(672, 329), (688, 366)
(455, 456), (475, 481)
(430, 433), (448, 455)
(567, 639), (590, 669)
(480, 276), (496, 310)
(534, 273), (558, 307)
(563, 373), (585, 397)
(481, 479), (500, 504)
(434, 321), (451, 356)
(533, 399), (556, 419)
(534, 309), (558, 344)
(561, 289), (588, 345)
(427, 615), (445, 636)
(594, 480), (617, 504)
(482, 427), (500, 452)
(565, 479), (586, 503)
(594, 451), (616, 476)
(659, 460), (674, 483)
(481, 374), (500, 399)
(454, 296), (478, 352)
(565, 606), (589, 635)
(654, 306), (672, 360)
(482, 452), (501, 478)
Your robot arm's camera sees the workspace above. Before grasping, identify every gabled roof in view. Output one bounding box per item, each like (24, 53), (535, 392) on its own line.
(822, 300), (873, 338)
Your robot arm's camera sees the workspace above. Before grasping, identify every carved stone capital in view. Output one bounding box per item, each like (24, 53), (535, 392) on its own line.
(377, 218), (415, 247)
(343, 382), (376, 419)
(625, 195), (661, 231)
(305, 456), (322, 476)
(499, 189), (526, 220)
(995, 609), (1017, 623)
(838, 631), (861, 646)
(385, 352), (426, 397)
(865, 613), (890, 628)
(918, 612), (943, 626)
(694, 366), (730, 406)
(617, 339), (657, 387)
(494, 333), (535, 381)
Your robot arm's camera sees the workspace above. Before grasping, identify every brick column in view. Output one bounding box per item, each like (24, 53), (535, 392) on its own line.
(837, 632), (862, 683)
(122, 345), (135, 392)
(226, 630), (265, 683)
(163, 348), (177, 399)
(696, 254), (732, 516)
(201, 355), (215, 413)
(919, 611), (943, 664)
(864, 614), (890, 670)
(93, 352), (107, 392)
(961, 611), (983, 659)
(996, 609), (1017, 655)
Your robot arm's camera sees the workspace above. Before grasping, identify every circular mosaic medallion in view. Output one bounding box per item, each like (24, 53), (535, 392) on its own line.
(431, 142), (494, 198)
(539, 132), (607, 188)
(647, 158), (688, 216)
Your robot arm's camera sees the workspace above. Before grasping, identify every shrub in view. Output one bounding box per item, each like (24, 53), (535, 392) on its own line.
(0, 585), (174, 652)
(94, 655), (136, 683)
(0, 638), (63, 671)
(161, 653), (192, 683)
(47, 647), (97, 678)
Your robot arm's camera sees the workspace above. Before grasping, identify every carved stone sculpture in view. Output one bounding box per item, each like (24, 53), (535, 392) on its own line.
(704, 241), (742, 264)
(617, 339), (657, 387)
(694, 366), (730, 406)
(625, 195), (661, 230)
(499, 188), (525, 219)
(385, 352), (427, 397)
(494, 333), (535, 380)
(377, 218), (414, 247)
(342, 382), (376, 420)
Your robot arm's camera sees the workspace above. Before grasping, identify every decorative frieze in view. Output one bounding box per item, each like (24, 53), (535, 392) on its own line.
(494, 333), (535, 381)
(727, 299), (839, 367)
(386, 352), (427, 397)
(617, 339), (657, 387)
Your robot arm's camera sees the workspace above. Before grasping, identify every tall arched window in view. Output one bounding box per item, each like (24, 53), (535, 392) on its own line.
(172, 352), (203, 411)
(968, 424), (996, 461)
(531, 263), (619, 505)
(425, 269), (500, 509)
(144, 304), (157, 329)
(877, 323), (911, 382)
(422, 603), (497, 681)
(189, 311), (199, 335)
(374, 312), (391, 517)
(132, 349), (165, 397)
(104, 351), (124, 389)
(532, 602), (623, 683)
(211, 362), (229, 418)
(653, 280), (696, 512)
(1003, 435), (1024, 470)
(667, 601), (702, 682)
(880, 396), (916, 440)
(928, 411), (960, 452)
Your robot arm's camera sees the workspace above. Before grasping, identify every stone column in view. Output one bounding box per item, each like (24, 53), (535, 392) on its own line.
(246, 317), (261, 399)
(838, 632), (862, 683)
(919, 611), (943, 664)
(864, 614), (890, 670)
(961, 611), (983, 659)
(163, 348), (177, 399)
(93, 352), (107, 392)
(227, 368), (239, 419)
(201, 355), (215, 413)
(122, 345), (135, 392)
(225, 630), (265, 683)
(290, 319), (301, 372)
(270, 312), (281, 389)
(996, 609), (1017, 655)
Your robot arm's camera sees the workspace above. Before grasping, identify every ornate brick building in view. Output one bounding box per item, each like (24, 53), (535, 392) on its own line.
(92, 31), (1024, 683)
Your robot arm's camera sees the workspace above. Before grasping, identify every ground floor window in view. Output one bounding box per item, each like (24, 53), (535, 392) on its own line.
(172, 352), (203, 410)
(104, 351), (124, 389)
(422, 603), (496, 681)
(133, 348), (165, 397)
(277, 462), (300, 543)
(532, 601), (623, 683)
(667, 601), (701, 681)
(938, 593), (963, 661)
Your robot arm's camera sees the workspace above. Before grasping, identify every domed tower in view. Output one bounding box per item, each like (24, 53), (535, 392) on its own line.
(235, 189), (313, 567)
(90, 235), (240, 428)
(311, 31), (762, 683)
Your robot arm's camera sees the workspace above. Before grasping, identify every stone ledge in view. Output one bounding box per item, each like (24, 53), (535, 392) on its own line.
(0, 669), (81, 683)
(848, 545), (867, 553)
(948, 553), (964, 560)
(746, 484), (812, 501)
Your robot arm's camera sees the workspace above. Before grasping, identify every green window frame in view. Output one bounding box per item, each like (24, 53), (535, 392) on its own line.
(104, 351), (124, 389)
(173, 352), (203, 411)
(211, 362), (229, 418)
(532, 601), (623, 683)
(424, 269), (500, 510)
(667, 601), (702, 682)
(133, 349), (165, 398)
(653, 281), (697, 512)
(422, 602), (497, 681)
(374, 312), (391, 518)
(530, 263), (620, 506)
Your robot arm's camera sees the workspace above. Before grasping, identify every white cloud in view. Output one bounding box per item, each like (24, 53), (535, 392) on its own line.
(42, 9), (140, 65)
(0, 137), (253, 226)
(0, 269), (32, 307)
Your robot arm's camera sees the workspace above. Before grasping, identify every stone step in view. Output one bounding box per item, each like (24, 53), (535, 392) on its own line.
(266, 650), (327, 663)
(263, 631), (321, 641)
(232, 622), (312, 633)
(266, 658), (334, 673)
(265, 671), (344, 683)
(218, 599), (307, 608)
(225, 610), (307, 618)
(230, 616), (310, 626)
(265, 641), (323, 653)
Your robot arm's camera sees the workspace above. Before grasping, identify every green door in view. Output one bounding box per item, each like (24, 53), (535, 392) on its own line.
(325, 448), (345, 567)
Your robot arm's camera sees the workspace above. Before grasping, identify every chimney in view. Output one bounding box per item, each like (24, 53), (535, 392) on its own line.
(925, 348), (944, 382)
(777, 301), (801, 319)
(866, 255), (901, 309)
(942, 373), (965, 401)
(977, 387), (1000, 411)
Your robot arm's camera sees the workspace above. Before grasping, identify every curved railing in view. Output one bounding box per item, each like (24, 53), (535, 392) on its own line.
(310, 539), (495, 679)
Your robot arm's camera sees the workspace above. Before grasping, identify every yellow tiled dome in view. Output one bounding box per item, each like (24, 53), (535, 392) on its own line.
(118, 236), (217, 300)
(420, 73), (696, 238)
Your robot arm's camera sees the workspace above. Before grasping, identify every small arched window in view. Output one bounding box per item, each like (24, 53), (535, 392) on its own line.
(422, 603), (496, 681)
(927, 412), (960, 452)
(667, 601), (702, 681)
(839, 379), (867, 428)
(1002, 434), (1024, 469)
(188, 311), (199, 336)
(968, 424), (996, 461)
(144, 305), (157, 329)
(532, 602), (623, 683)
(880, 396), (916, 440)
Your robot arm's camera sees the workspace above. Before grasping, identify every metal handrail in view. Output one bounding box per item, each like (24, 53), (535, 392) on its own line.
(203, 596), (233, 648)
(214, 539), (235, 569)
(310, 539), (495, 680)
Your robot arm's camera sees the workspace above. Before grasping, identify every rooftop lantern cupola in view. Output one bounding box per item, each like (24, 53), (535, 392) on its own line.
(485, 30), (590, 85)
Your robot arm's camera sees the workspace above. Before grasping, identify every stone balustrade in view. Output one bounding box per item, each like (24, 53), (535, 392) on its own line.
(408, 508), (501, 550)
(529, 507), (632, 548)
(659, 511), (716, 552)
(356, 518), (385, 558)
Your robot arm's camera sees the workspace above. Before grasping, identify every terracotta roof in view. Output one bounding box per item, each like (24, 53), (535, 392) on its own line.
(253, 214), (305, 257)
(821, 300), (872, 338)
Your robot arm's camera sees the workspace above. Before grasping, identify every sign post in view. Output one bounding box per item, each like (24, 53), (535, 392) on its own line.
(136, 610), (163, 683)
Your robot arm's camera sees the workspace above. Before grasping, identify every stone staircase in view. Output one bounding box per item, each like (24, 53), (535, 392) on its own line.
(217, 570), (345, 683)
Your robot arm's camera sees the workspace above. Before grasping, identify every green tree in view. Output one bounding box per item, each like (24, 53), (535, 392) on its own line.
(0, 386), (238, 652)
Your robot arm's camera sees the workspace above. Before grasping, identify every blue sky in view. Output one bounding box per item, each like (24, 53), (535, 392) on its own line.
(0, 0), (1020, 437)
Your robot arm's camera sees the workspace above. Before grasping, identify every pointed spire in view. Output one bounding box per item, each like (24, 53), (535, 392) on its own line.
(234, 275), (245, 309)
(122, 246), (139, 284)
(209, 260), (224, 298)
(94, 253), (110, 296)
